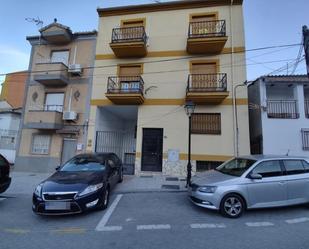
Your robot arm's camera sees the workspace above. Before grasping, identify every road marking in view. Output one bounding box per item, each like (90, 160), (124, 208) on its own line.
(285, 217), (309, 224)
(246, 222), (274, 227)
(51, 228), (86, 234)
(99, 226), (123, 232)
(3, 229), (30, 234)
(137, 224), (171, 230)
(190, 223), (226, 229)
(95, 194), (123, 231)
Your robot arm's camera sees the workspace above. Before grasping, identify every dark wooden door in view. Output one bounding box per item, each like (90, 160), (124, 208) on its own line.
(141, 128), (163, 172)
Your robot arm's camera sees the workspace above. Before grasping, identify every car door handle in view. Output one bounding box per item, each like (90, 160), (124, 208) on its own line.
(279, 181), (286, 185)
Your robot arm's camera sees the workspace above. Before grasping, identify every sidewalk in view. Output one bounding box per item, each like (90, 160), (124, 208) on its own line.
(3, 171), (187, 196)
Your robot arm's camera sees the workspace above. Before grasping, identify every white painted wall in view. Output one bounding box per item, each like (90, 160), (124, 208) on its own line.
(0, 112), (21, 163)
(260, 80), (309, 157)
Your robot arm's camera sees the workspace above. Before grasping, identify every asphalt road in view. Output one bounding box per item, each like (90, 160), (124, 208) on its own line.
(0, 191), (309, 249)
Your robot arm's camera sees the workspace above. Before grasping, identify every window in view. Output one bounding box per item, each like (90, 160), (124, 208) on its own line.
(251, 160), (282, 178)
(196, 161), (223, 172)
(191, 113), (221, 134)
(31, 134), (51, 155)
(51, 50), (69, 65)
(302, 160), (309, 172)
(283, 160), (305, 175)
(301, 129), (309, 150)
(44, 93), (64, 112)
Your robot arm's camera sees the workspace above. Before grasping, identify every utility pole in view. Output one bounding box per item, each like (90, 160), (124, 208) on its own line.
(303, 25), (309, 77)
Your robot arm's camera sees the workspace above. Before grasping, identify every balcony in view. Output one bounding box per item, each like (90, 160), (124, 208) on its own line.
(33, 62), (69, 87)
(105, 76), (145, 105)
(110, 26), (147, 58)
(26, 106), (64, 130)
(186, 74), (229, 104)
(187, 20), (227, 54)
(305, 100), (309, 118)
(267, 100), (299, 119)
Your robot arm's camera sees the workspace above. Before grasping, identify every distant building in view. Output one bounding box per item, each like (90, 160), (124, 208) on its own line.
(87, 0), (250, 176)
(0, 71), (28, 109)
(248, 75), (309, 156)
(15, 20), (97, 172)
(0, 101), (21, 164)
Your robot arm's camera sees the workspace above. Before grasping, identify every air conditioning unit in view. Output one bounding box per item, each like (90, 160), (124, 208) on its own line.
(68, 64), (82, 76)
(63, 111), (78, 121)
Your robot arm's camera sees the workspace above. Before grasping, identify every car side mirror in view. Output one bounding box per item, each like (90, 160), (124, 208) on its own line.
(55, 166), (61, 171)
(249, 173), (262, 180)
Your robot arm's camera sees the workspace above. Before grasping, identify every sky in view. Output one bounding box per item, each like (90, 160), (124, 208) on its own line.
(0, 0), (308, 86)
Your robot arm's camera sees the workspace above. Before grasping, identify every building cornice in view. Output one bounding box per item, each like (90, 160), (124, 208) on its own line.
(97, 0), (243, 17)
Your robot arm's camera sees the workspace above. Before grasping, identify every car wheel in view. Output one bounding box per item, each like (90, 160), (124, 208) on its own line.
(98, 187), (110, 210)
(118, 168), (123, 183)
(220, 194), (245, 218)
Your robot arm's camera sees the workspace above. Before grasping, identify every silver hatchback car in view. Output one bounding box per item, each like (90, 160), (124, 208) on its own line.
(189, 155), (309, 218)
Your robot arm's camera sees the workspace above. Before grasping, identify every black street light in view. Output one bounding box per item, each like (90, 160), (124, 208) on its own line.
(184, 100), (195, 187)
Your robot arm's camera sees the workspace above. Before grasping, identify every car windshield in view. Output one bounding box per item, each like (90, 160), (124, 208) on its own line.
(60, 157), (105, 172)
(215, 158), (256, 177)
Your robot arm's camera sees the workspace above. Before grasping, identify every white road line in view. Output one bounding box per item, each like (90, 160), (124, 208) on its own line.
(99, 226), (123, 232)
(190, 223), (226, 229)
(137, 224), (171, 230)
(285, 217), (309, 224)
(246, 222), (274, 227)
(95, 194), (123, 231)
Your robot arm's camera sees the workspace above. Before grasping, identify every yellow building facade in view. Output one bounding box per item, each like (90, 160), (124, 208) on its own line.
(88, 0), (250, 176)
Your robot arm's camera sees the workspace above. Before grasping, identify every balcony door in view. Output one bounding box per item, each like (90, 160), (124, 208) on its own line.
(45, 93), (64, 112)
(119, 64), (142, 92)
(191, 62), (217, 89)
(191, 14), (217, 36)
(121, 19), (145, 40)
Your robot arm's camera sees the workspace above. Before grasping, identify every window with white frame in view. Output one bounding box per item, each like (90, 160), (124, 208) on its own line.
(31, 134), (51, 155)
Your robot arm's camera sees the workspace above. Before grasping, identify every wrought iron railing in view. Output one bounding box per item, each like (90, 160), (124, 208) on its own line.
(188, 20), (226, 38)
(30, 105), (63, 113)
(267, 100), (299, 119)
(107, 76), (144, 94)
(305, 100), (309, 118)
(111, 26), (147, 43)
(187, 73), (227, 92)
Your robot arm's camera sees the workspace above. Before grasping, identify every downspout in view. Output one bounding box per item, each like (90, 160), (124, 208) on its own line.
(230, 0), (237, 156)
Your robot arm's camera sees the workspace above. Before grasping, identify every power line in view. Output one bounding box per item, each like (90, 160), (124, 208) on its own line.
(0, 42), (302, 77)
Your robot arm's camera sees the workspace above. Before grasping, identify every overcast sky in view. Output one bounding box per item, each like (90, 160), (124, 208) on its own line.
(0, 0), (308, 85)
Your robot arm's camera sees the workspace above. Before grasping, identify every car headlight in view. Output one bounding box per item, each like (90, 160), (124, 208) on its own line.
(78, 183), (104, 197)
(198, 186), (217, 193)
(34, 183), (43, 197)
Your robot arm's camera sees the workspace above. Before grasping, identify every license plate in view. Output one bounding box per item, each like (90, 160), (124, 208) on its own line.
(45, 202), (70, 210)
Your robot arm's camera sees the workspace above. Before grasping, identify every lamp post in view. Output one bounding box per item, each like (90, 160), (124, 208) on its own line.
(184, 100), (195, 187)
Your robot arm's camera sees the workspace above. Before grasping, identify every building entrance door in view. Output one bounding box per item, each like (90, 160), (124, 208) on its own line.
(141, 128), (163, 172)
(61, 139), (77, 164)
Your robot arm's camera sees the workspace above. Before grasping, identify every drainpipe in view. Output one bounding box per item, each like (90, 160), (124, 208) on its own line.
(230, 0), (237, 156)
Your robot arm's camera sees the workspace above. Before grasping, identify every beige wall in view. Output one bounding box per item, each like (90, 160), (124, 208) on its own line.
(96, 5), (245, 54)
(88, 3), (249, 176)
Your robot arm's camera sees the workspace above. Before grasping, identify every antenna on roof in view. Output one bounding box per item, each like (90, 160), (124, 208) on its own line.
(25, 17), (44, 29)
(25, 17), (44, 45)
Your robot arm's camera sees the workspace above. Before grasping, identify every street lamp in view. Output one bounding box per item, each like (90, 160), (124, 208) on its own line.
(184, 100), (195, 187)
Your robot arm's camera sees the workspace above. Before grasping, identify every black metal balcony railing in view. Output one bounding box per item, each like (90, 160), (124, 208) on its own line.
(188, 20), (226, 39)
(305, 100), (309, 118)
(267, 100), (299, 119)
(107, 76), (144, 94)
(111, 26), (147, 43)
(187, 74), (227, 92)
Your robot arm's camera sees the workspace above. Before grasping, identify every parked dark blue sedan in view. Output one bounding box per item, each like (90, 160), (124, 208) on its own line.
(32, 153), (123, 215)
